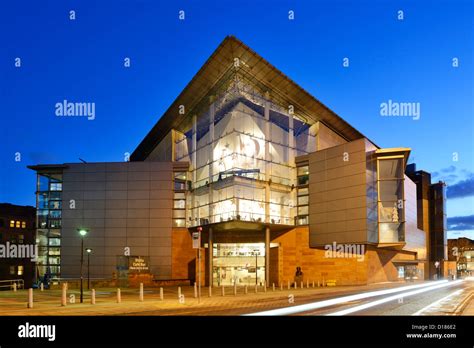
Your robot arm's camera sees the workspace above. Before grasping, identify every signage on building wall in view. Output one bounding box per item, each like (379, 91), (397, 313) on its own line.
(128, 256), (149, 273)
(193, 228), (202, 249)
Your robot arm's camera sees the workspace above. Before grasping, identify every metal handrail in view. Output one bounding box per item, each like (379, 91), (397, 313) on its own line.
(0, 279), (24, 289)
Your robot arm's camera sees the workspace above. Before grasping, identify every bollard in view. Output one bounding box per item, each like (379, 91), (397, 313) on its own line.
(160, 287), (164, 301)
(221, 285), (225, 297)
(13, 283), (17, 292)
(272, 283), (275, 292)
(139, 283), (144, 302)
(27, 288), (33, 308)
(322, 278), (325, 287)
(287, 280), (290, 290)
(178, 286), (182, 298)
(40, 283), (44, 292)
(307, 280), (309, 289)
(312, 281), (315, 288)
(264, 281), (267, 293)
(208, 286), (212, 297)
(301, 281), (304, 289)
(233, 283), (237, 296)
(117, 288), (121, 303)
(91, 289), (96, 305)
(194, 282), (198, 298)
(280, 283), (283, 291)
(61, 283), (67, 306)
(244, 285), (248, 294)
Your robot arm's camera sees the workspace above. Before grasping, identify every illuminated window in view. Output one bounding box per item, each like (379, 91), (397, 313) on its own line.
(15, 221), (20, 228)
(21, 221), (26, 229)
(17, 266), (24, 276)
(10, 220), (15, 228)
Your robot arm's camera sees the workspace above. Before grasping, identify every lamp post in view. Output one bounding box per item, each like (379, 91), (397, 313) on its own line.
(254, 249), (258, 286)
(86, 248), (92, 290)
(78, 228), (88, 303)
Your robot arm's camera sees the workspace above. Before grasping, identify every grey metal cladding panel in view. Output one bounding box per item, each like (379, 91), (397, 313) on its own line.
(105, 181), (128, 191)
(62, 191), (84, 201)
(149, 209), (172, 219)
(83, 172), (107, 182)
(149, 237), (172, 247)
(127, 162), (151, 172)
(150, 219), (172, 228)
(106, 172), (128, 181)
(149, 162), (173, 172)
(150, 246), (171, 257)
(127, 200), (150, 209)
(84, 181), (106, 191)
(127, 171), (150, 181)
(83, 191), (106, 200)
(150, 171), (172, 181)
(83, 209), (105, 219)
(83, 163), (106, 172)
(149, 227), (172, 238)
(62, 181), (84, 191)
(106, 162), (129, 172)
(105, 200), (128, 209)
(150, 191), (173, 201)
(62, 172), (84, 182)
(126, 218), (150, 228)
(105, 190), (128, 200)
(127, 181), (150, 191)
(150, 181), (173, 190)
(127, 190), (150, 200)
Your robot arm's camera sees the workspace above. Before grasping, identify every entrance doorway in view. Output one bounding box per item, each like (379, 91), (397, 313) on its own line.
(212, 243), (265, 286)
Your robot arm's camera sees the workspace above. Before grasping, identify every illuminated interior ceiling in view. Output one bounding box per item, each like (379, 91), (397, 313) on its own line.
(131, 35), (374, 161)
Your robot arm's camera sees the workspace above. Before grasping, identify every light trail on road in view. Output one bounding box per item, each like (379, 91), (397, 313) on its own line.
(245, 280), (449, 316)
(327, 280), (464, 316)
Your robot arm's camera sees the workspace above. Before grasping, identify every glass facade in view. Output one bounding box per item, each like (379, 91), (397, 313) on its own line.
(172, 76), (317, 227)
(377, 157), (405, 243)
(212, 243), (265, 286)
(35, 172), (63, 280)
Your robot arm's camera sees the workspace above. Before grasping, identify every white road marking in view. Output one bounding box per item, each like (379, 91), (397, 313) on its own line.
(327, 280), (464, 316)
(245, 280), (449, 316)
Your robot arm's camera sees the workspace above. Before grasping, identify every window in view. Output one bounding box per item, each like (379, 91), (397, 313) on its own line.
(10, 220), (15, 228)
(15, 221), (20, 228)
(21, 221), (26, 229)
(50, 182), (62, 191)
(17, 266), (24, 276)
(18, 235), (24, 244)
(9, 266), (15, 275)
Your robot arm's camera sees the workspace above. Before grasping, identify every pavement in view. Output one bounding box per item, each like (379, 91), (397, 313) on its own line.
(0, 279), (472, 316)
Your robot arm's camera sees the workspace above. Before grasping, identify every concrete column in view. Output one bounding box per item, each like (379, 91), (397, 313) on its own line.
(208, 227), (213, 287)
(265, 226), (270, 286)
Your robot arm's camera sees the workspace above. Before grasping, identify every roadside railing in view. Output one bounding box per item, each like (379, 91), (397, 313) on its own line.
(0, 279), (24, 290)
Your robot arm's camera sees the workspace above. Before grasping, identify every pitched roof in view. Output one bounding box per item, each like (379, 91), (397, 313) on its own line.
(131, 35), (372, 161)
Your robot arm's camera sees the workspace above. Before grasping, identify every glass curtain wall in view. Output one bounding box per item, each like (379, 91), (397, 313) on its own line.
(36, 172), (63, 280)
(377, 157), (405, 243)
(173, 75), (316, 227)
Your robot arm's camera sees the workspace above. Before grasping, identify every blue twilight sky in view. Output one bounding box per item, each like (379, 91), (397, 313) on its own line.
(0, 0), (473, 238)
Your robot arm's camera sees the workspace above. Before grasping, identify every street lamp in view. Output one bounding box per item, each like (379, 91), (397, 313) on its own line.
(254, 249), (259, 286)
(78, 228), (88, 303)
(86, 248), (92, 290)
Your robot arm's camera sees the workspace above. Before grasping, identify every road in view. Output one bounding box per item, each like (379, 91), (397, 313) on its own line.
(246, 279), (474, 316)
